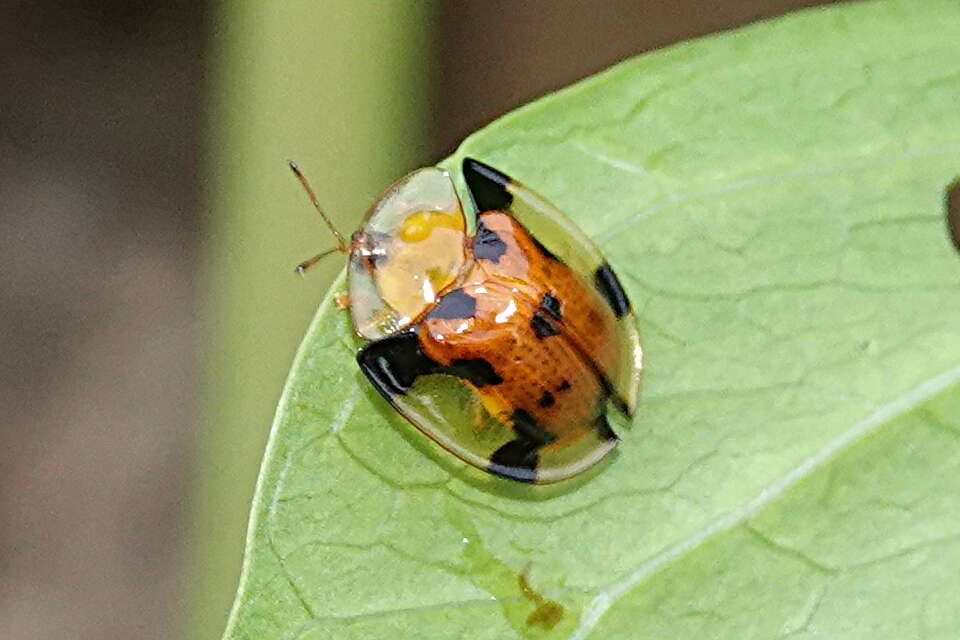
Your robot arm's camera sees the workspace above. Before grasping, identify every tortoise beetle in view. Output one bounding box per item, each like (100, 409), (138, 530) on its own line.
(290, 158), (642, 483)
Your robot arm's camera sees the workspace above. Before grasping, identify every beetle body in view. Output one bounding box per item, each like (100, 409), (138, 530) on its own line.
(301, 158), (642, 483)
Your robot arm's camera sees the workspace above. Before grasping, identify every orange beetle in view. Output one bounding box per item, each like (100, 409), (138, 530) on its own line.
(291, 158), (642, 483)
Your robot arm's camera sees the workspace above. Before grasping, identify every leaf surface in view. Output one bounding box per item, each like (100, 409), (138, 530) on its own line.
(223, 2), (960, 638)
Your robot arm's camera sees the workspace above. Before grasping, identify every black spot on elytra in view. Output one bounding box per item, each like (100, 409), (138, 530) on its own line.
(357, 330), (503, 401)
(539, 292), (562, 321)
(557, 380), (571, 392)
(593, 371), (631, 416)
(947, 178), (960, 253)
(427, 288), (476, 320)
(531, 311), (560, 339)
(488, 410), (559, 483)
(511, 409), (557, 446)
(593, 262), (631, 318)
(442, 358), (503, 386)
(473, 219), (508, 262)
(463, 157), (513, 211)
(595, 414), (618, 442)
(356, 330), (437, 397)
(488, 440), (538, 483)
(537, 391), (556, 408)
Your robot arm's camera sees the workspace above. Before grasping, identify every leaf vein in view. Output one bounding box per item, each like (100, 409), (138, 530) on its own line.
(569, 361), (960, 640)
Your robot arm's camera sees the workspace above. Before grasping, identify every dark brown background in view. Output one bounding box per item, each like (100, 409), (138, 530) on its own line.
(0, 1), (834, 638)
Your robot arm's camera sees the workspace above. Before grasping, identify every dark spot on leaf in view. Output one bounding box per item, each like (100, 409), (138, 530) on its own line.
(527, 601), (564, 630)
(557, 380), (571, 392)
(518, 569), (564, 630)
(947, 178), (960, 253)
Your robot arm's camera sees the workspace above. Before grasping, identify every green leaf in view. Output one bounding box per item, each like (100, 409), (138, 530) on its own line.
(222, 1), (960, 638)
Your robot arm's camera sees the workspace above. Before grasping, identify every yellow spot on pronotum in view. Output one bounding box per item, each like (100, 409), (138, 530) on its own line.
(398, 209), (465, 243)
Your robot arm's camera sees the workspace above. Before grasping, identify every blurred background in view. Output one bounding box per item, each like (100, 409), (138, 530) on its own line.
(0, 1), (836, 638)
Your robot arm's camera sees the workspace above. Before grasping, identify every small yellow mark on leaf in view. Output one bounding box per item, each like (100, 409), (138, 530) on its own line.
(518, 566), (565, 630)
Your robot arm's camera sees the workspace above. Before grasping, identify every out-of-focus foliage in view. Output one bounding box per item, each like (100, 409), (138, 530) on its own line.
(185, 3), (434, 638)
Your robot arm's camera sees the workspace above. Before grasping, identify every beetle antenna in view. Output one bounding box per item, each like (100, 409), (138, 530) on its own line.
(295, 247), (342, 275)
(287, 159), (348, 250)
